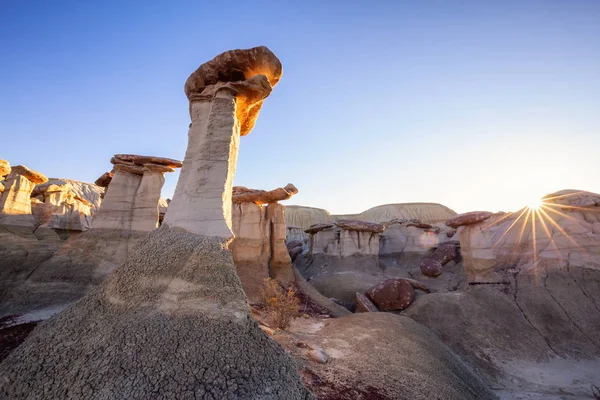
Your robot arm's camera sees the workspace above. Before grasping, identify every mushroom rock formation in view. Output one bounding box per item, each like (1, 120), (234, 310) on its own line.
(298, 220), (385, 302)
(92, 155), (180, 232)
(230, 184), (297, 301)
(0, 47), (311, 399)
(164, 46), (283, 239)
(379, 219), (451, 257)
(0, 159), (10, 178)
(0, 165), (48, 228)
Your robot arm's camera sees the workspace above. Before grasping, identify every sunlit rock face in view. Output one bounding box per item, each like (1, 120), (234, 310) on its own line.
(164, 47), (282, 238)
(0, 165), (48, 228)
(460, 189), (600, 282)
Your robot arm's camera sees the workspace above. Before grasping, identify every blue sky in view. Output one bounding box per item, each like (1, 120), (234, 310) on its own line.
(1, 0), (599, 214)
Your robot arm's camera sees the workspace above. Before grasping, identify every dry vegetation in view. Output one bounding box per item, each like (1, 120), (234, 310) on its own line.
(261, 278), (300, 330)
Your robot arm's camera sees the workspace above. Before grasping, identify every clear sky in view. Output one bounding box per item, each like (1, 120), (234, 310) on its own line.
(1, 0), (599, 214)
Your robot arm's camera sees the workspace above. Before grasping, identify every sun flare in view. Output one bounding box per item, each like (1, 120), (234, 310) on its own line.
(528, 198), (542, 210)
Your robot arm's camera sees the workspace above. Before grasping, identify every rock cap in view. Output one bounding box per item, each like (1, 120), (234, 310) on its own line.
(305, 223), (334, 235)
(445, 211), (493, 228)
(232, 183), (298, 205)
(112, 154), (183, 169)
(335, 219), (385, 233)
(10, 165), (48, 184)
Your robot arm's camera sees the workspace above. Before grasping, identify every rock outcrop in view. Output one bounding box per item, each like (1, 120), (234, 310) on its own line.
(230, 185), (297, 302)
(0, 159), (10, 178)
(92, 155), (180, 232)
(446, 210), (493, 228)
(336, 202), (457, 224)
(31, 181), (95, 231)
(460, 190), (600, 282)
(0, 165), (48, 228)
(164, 46), (283, 238)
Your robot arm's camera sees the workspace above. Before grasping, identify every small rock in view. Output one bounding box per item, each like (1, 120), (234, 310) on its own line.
(365, 278), (415, 311)
(308, 348), (328, 364)
(431, 243), (458, 266)
(421, 259), (442, 277)
(355, 292), (379, 312)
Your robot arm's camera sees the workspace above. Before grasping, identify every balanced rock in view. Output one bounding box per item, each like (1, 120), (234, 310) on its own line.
(164, 46), (283, 238)
(365, 278), (415, 311)
(113, 154), (183, 168)
(446, 211), (493, 228)
(420, 259), (442, 277)
(184, 45), (282, 136)
(93, 155), (181, 232)
(0, 165), (48, 227)
(232, 183), (298, 205)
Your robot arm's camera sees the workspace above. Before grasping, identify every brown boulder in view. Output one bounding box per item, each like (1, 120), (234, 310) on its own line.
(286, 240), (303, 252)
(113, 154), (183, 168)
(365, 278), (415, 311)
(431, 242), (458, 266)
(446, 211), (493, 228)
(10, 165), (48, 184)
(335, 219), (385, 233)
(0, 159), (10, 177)
(232, 183), (298, 205)
(94, 172), (113, 187)
(356, 292), (379, 312)
(305, 223), (334, 235)
(420, 259), (442, 277)
(407, 222), (433, 229)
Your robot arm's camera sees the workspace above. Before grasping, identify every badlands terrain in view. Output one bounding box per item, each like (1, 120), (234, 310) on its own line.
(0, 47), (599, 399)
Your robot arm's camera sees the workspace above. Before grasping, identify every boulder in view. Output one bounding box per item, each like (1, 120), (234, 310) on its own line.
(355, 292), (379, 312)
(420, 258), (442, 277)
(365, 278), (415, 311)
(431, 242), (458, 266)
(446, 211), (493, 228)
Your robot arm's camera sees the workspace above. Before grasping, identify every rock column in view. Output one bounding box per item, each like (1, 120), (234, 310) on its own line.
(92, 155), (181, 232)
(0, 165), (48, 227)
(163, 46), (282, 239)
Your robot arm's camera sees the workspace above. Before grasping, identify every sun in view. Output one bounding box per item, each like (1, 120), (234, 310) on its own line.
(528, 198), (542, 210)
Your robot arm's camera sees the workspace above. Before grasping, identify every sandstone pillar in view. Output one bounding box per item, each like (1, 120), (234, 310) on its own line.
(163, 46), (282, 239)
(91, 168), (142, 230)
(0, 165), (48, 227)
(92, 155), (181, 232)
(131, 168), (165, 232)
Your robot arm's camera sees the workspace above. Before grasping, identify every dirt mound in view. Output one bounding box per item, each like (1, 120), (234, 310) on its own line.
(0, 226), (311, 399)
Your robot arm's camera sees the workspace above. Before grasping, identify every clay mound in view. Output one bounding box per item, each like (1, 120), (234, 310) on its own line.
(336, 202), (457, 224)
(304, 313), (497, 400)
(284, 205), (335, 230)
(0, 227), (311, 399)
